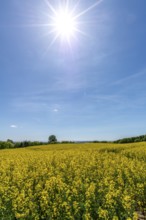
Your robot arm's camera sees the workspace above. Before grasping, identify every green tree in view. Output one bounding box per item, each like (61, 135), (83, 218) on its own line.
(7, 139), (14, 144)
(0, 141), (14, 149)
(48, 135), (57, 144)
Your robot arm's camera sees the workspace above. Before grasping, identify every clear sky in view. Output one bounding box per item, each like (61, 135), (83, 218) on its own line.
(0, 0), (146, 141)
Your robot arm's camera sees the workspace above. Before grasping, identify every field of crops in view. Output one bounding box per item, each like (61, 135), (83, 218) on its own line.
(0, 142), (146, 219)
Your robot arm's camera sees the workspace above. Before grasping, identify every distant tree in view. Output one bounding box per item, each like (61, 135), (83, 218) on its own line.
(48, 135), (57, 144)
(7, 139), (14, 144)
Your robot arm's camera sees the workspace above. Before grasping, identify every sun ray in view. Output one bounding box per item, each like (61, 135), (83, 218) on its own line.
(43, 0), (58, 16)
(42, 32), (60, 58)
(18, 23), (54, 28)
(65, 0), (69, 11)
(74, 0), (103, 19)
(74, 27), (89, 37)
(49, 32), (60, 47)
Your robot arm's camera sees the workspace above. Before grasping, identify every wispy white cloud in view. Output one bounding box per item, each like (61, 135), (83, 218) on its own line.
(53, 108), (58, 112)
(10, 125), (17, 128)
(88, 93), (121, 103)
(12, 100), (49, 112)
(11, 96), (62, 114)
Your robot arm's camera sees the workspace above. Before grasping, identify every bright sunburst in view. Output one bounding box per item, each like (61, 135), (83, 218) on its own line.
(52, 8), (77, 41)
(43, 0), (102, 47)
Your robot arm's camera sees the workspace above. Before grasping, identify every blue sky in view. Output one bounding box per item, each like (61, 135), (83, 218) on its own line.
(0, 0), (146, 141)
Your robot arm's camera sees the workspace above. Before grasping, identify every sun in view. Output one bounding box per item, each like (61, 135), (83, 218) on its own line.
(43, 0), (102, 47)
(52, 8), (77, 41)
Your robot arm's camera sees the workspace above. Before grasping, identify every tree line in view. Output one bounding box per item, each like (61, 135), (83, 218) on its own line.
(0, 140), (46, 149)
(114, 134), (146, 143)
(1, 134), (146, 149)
(0, 135), (75, 150)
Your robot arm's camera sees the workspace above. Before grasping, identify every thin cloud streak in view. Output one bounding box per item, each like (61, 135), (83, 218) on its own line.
(112, 68), (146, 86)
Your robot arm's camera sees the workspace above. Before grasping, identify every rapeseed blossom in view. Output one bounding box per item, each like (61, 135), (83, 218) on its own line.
(0, 143), (145, 219)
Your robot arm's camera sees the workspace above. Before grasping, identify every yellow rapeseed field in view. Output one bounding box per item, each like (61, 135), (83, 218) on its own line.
(0, 142), (146, 219)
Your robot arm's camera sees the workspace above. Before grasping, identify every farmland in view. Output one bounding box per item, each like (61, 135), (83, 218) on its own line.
(0, 142), (146, 219)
